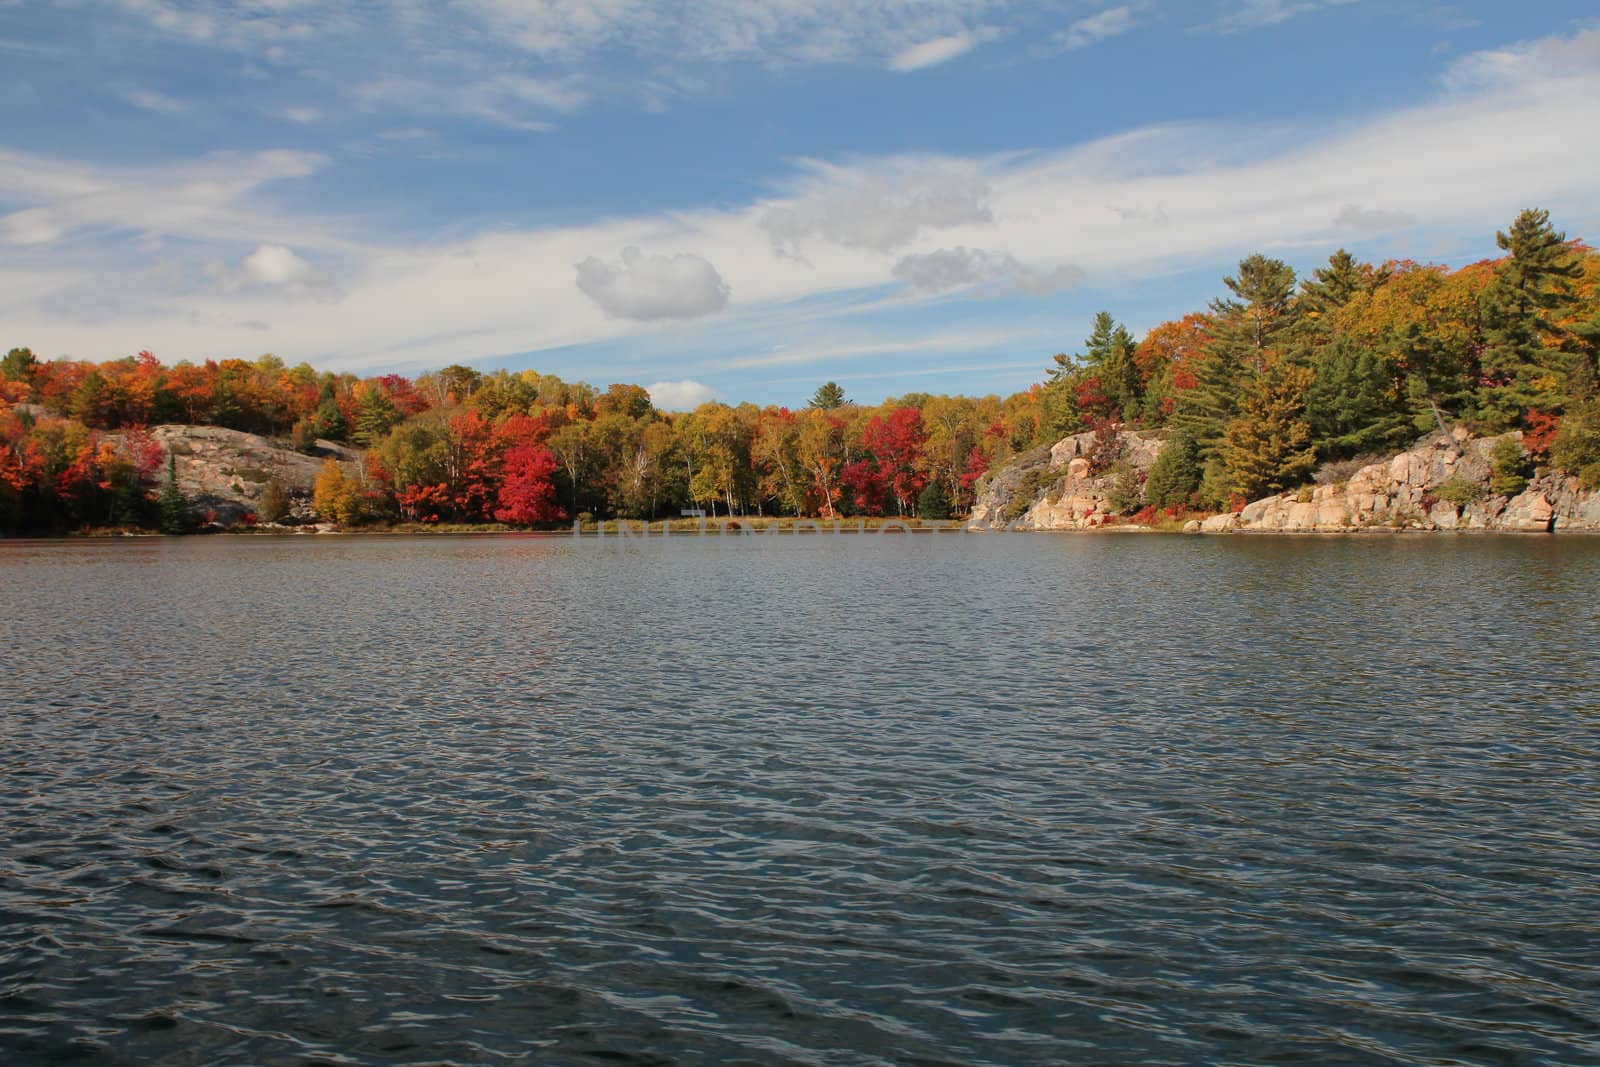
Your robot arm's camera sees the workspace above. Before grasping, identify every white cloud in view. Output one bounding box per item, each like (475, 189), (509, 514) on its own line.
(275, 106), (322, 124)
(1442, 23), (1600, 89)
(575, 247), (731, 321)
(0, 148), (330, 248)
(646, 379), (716, 411)
(124, 88), (191, 114)
(352, 74), (586, 131)
(242, 244), (314, 286)
(762, 163), (994, 256)
(892, 247), (1085, 294)
(1203, 0), (1358, 36)
(4, 26), (1600, 388)
(1054, 3), (1147, 52)
(1333, 204), (1416, 232)
(887, 29), (996, 72)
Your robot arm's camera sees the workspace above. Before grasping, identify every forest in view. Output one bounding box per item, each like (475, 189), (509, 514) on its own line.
(2, 209), (1598, 534)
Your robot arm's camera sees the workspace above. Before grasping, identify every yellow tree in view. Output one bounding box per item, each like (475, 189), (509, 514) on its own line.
(1221, 359), (1316, 500)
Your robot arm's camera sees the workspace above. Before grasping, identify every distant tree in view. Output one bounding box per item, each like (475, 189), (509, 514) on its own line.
(1304, 335), (1412, 458)
(1489, 436), (1532, 497)
(353, 386), (399, 447)
(2, 347), (38, 388)
(493, 444), (563, 526)
(1221, 358), (1316, 499)
(917, 477), (952, 519)
(1176, 254), (1299, 451)
(158, 454), (188, 534)
(1477, 208), (1583, 425)
(310, 397), (347, 442)
(809, 381), (848, 410)
(258, 473), (290, 523)
(1144, 430), (1202, 507)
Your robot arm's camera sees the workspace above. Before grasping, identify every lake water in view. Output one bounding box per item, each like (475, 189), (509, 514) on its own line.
(3, 532), (1599, 1065)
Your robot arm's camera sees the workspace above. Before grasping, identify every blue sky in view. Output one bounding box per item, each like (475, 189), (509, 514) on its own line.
(3, 2), (1598, 410)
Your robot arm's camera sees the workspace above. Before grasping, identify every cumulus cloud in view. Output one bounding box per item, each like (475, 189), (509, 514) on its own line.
(646, 379), (717, 411)
(762, 167), (994, 257)
(892, 247), (1086, 294)
(888, 29), (997, 72)
(1333, 204), (1416, 232)
(242, 244), (316, 286)
(575, 247), (731, 321)
(1054, 3), (1147, 52)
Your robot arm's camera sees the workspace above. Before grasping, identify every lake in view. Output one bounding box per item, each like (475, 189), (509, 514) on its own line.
(2, 532), (1599, 1065)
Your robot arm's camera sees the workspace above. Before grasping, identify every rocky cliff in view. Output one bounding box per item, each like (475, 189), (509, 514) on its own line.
(1195, 428), (1600, 533)
(971, 425), (1600, 534)
(117, 425), (359, 524)
(967, 429), (1165, 530)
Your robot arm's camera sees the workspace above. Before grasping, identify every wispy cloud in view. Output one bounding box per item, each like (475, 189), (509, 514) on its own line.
(1053, 3), (1149, 52)
(124, 88), (191, 114)
(888, 28), (998, 72)
(3, 25), (1598, 395)
(1201, 0), (1359, 36)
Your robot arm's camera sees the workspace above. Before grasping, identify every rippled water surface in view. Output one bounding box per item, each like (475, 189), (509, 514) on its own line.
(3, 532), (1600, 1065)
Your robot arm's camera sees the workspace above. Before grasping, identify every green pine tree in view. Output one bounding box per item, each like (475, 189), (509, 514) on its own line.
(1144, 430), (1202, 507)
(916, 478), (952, 520)
(159, 455), (189, 535)
(311, 397), (347, 441)
(1175, 254), (1300, 454)
(1477, 208), (1583, 426)
(353, 388), (399, 447)
(809, 381), (847, 410)
(1304, 335), (1412, 458)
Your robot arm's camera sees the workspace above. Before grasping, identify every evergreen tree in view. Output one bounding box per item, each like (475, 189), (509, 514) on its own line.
(1304, 335), (1412, 458)
(916, 478), (952, 520)
(1477, 208), (1583, 425)
(353, 388), (399, 447)
(1082, 311), (1141, 421)
(1220, 358), (1316, 499)
(1144, 430), (1202, 507)
(2, 346), (38, 386)
(809, 381), (847, 410)
(1296, 250), (1386, 329)
(1175, 255), (1299, 454)
(159, 455), (188, 534)
(311, 397), (347, 441)
(1551, 358), (1600, 488)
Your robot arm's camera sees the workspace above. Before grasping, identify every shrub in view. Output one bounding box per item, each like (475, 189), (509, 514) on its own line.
(1106, 462), (1144, 514)
(1435, 476), (1485, 507)
(258, 474), (290, 523)
(1489, 436), (1532, 497)
(1085, 418), (1123, 475)
(1003, 466), (1058, 521)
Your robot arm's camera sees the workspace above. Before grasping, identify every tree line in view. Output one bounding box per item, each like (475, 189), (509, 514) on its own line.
(2, 209), (1596, 533)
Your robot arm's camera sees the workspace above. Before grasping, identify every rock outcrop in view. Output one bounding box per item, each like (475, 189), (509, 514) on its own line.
(1215, 428), (1600, 533)
(117, 425), (360, 524)
(967, 429), (1164, 530)
(971, 424), (1600, 534)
